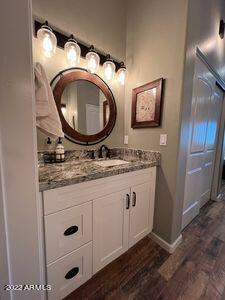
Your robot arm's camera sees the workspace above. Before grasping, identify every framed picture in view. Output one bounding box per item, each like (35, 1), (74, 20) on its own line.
(131, 78), (163, 128)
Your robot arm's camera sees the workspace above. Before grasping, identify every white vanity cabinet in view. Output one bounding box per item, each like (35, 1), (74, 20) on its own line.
(41, 167), (156, 300)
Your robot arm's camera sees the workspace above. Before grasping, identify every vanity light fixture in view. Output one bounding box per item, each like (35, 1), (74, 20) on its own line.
(34, 20), (125, 76)
(37, 21), (57, 57)
(117, 62), (127, 86)
(103, 54), (116, 81)
(64, 35), (81, 66)
(86, 45), (100, 73)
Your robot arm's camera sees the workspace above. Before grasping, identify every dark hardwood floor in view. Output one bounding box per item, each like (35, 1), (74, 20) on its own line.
(65, 200), (225, 300)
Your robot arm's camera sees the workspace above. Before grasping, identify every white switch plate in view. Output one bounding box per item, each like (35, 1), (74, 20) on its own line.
(124, 135), (129, 145)
(160, 134), (167, 146)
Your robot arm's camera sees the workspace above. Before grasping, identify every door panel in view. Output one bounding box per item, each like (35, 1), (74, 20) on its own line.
(86, 104), (100, 135)
(205, 88), (222, 150)
(129, 182), (151, 247)
(183, 167), (202, 212)
(93, 189), (129, 273)
(190, 79), (211, 154)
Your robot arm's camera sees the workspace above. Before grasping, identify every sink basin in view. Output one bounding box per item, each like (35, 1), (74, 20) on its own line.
(93, 159), (129, 168)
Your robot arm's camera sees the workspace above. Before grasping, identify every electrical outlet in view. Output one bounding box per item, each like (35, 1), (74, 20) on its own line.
(124, 135), (129, 145)
(160, 134), (167, 146)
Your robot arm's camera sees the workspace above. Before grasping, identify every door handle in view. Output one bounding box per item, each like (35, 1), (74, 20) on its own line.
(132, 192), (136, 207)
(126, 194), (130, 209)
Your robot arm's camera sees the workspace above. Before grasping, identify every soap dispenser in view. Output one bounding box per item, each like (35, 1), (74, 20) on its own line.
(55, 137), (65, 162)
(45, 137), (55, 163)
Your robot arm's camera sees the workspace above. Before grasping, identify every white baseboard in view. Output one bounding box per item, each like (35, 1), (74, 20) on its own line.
(149, 232), (182, 254)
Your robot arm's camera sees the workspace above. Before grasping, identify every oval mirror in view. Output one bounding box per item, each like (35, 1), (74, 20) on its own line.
(52, 69), (117, 145)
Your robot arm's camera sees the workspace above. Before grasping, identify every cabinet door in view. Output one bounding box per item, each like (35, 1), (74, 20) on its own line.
(93, 189), (130, 273)
(129, 182), (152, 247)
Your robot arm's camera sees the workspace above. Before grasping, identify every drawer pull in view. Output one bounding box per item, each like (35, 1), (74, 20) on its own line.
(64, 225), (79, 236)
(65, 267), (79, 280)
(126, 194), (130, 209)
(132, 192), (136, 207)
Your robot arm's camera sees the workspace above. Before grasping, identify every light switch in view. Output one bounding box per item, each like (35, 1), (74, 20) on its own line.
(160, 134), (167, 146)
(124, 135), (129, 145)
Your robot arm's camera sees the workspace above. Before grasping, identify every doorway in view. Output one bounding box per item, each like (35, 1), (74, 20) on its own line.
(86, 104), (100, 135)
(211, 91), (225, 202)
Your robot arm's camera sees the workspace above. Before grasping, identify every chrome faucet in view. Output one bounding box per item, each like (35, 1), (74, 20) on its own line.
(99, 145), (110, 159)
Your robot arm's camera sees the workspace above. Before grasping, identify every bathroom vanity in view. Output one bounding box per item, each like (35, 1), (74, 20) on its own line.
(39, 149), (160, 300)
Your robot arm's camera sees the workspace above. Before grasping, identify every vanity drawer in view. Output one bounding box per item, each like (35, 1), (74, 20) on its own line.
(43, 168), (153, 215)
(45, 202), (92, 264)
(47, 242), (92, 300)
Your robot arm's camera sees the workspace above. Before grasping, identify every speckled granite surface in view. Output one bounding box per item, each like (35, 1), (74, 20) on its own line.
(39, 148), (160, 192)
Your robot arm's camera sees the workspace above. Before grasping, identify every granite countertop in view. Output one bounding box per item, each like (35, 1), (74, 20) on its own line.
(39, 148), (160, 192)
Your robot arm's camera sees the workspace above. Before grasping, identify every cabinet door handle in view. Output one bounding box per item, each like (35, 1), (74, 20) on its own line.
(132, 192), (136, 207)
(126, 194), (130, 209)
(65, 267), (79, 280)
(64, 225), (79, 236)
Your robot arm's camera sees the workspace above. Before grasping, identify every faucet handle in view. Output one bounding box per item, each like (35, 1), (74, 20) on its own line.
(99, 145), (110, 159)
(90, 150), (95, 159)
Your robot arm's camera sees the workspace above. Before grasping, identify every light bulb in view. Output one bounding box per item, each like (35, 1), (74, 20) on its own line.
(64, 35), (81, 66)
(42, 34), (53, 55)
(37, 21), (57, 58)
(61, 106), (66, 116)
(86, 45), (100, 73)
(103, 55), (115, 81)
(117, 62), (127, 86)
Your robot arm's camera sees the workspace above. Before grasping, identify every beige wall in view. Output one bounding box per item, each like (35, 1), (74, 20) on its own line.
(175, 0), (225, 241)
(0, 0), (43, 298)
(32, 0), (126, 150)
(32, 0), (126, 60)
(125, 0), (188, 243)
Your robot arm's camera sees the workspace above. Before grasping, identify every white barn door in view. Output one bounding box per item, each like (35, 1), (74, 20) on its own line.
(182, 57), (223, 229)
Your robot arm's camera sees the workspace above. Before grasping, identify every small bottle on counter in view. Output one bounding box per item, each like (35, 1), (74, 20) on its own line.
(55, 137), (65, 162)
(45, 137), (55, 163)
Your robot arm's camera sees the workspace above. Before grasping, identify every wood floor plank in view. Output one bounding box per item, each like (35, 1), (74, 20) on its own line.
(158, 261), (209, 300)
(158, 234), (199, 281)
(209, 243), (225, 296)
(200, 282), (222, 300)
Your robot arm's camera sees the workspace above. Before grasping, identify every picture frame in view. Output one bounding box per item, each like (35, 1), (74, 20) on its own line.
(131, 78), (163, 128)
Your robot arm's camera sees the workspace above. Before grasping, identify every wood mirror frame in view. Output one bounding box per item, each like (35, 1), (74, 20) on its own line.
(52, 69), (117, 145)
